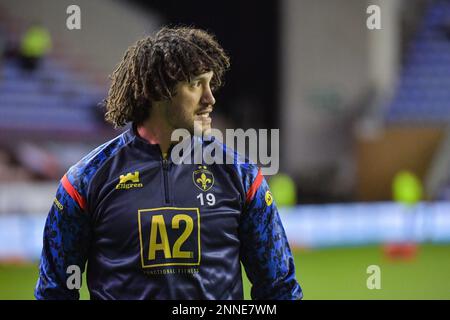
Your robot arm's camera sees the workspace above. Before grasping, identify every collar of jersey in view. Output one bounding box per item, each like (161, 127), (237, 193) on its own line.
(125, 124), (217, 162)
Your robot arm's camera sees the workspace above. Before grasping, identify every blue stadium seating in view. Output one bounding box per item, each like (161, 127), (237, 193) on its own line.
(0, 56), (106, 135)
(385, 1), (450, 124)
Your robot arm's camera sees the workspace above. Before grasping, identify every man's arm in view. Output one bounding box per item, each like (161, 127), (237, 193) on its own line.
(239, 168), (302, 300)
(35, 175), (91, 300)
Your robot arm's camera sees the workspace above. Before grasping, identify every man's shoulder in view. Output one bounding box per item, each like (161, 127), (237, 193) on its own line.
(209, 140), (263, 206)
(206, 138), (260, 184)
(64, 130), (132, 194)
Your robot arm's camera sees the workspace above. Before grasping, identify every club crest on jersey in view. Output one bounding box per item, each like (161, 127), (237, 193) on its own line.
(193, 165), (214, 191)
(116, 171), (144, 189)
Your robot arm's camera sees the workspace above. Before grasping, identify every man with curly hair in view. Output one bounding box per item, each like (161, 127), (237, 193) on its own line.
(35, 26), (302, 300)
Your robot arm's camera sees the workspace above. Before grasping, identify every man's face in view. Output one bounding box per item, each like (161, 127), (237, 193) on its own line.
(164, 71), (216, 135)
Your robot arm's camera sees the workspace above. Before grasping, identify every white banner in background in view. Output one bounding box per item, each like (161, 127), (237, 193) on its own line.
(1, 202), (450, 261)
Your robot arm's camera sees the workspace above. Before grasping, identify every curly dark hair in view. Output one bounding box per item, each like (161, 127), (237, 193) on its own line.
(104, 26), (231, 128)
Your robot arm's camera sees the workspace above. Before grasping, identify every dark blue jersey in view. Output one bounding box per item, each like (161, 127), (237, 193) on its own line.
(35, 126), (302, 300)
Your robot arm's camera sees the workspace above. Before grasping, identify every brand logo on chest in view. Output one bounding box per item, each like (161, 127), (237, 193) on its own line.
(116, 171), (144, 189)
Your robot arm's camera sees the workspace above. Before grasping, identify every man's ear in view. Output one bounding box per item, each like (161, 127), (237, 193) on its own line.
(170, 83), (180, 97)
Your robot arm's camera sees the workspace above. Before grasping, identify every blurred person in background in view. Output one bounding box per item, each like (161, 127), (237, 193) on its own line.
(35, 26), (302, 300)
(18, 22), (52, 72)
(268, 173), (297, 209)
(0, 148), (34, 182)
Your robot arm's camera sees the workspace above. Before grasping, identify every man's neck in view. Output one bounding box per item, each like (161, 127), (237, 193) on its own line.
(136, 118), (173, 157)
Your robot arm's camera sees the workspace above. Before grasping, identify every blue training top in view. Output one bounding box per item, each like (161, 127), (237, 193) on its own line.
(35, 125), (302, 300)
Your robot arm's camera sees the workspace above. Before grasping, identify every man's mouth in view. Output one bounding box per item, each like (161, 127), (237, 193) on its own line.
(196, 108), (213, 120)
(196, 108), (213, 115)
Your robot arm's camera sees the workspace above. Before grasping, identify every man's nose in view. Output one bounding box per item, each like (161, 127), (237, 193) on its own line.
(201, 86), (216, 106)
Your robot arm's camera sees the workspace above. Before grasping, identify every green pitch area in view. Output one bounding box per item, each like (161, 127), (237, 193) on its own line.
(1, 244), (450, 300)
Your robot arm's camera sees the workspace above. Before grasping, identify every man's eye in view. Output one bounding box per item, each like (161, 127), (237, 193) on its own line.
(190, 81), (201, 87)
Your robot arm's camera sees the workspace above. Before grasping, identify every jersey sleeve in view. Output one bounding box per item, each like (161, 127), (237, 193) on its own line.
(34, 174), (91, 300)
(239, 166), (303, 300)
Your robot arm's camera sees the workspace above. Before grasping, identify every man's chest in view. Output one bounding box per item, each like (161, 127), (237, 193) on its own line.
(89, 163), (243, 267)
